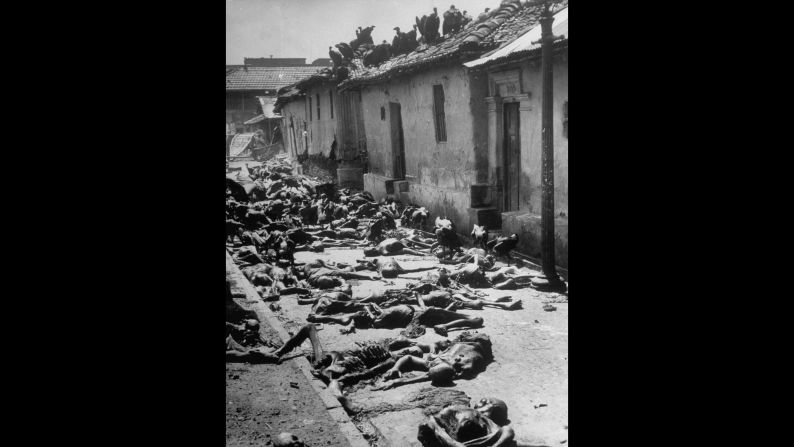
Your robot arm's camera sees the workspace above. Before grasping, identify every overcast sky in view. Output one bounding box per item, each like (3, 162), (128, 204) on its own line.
(226, 0), (501, 64)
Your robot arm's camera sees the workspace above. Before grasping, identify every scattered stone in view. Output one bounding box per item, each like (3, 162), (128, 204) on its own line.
(270, 303), (282, 311)
(290, 382), (299, 389)
(543, 304), (557, 312)
(534, 403), (548, 409)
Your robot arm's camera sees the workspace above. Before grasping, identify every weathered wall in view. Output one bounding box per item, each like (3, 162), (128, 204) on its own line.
(359, 64), (487, 230)
(280, 99), (309, 158)
(304, 84), (339, 157)
(515, 54), (568, 216)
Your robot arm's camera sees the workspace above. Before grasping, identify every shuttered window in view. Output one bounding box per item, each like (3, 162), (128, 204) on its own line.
(308, 96), (312, 121)
(329, 90), (334, 119)
(316, 93), (321, 120)
(432, 85), (447, 142)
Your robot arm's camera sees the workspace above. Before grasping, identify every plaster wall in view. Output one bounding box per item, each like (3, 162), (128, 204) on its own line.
(359, 64), (490, 231)
(304, 84), (339, 157)
(506, 55), (568, 216)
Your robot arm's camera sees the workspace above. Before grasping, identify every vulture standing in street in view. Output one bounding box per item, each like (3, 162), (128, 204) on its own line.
(487, 234), (519, 266)
(434, 216), (462, 259)
(471, 224), (489, 251)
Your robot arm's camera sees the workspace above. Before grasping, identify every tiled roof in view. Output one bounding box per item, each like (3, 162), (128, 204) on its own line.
(337, 0), (568, 89)
(226, 66), (322, 91)
(273, 84), (305, 113)
(465, 5), (568, 68)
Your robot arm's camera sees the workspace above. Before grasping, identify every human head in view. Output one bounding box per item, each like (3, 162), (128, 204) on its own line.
(428, 361), (455, 384)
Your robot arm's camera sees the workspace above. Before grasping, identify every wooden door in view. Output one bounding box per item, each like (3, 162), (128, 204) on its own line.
(389, 102), (406, 179)
(503, 102), (521, 211)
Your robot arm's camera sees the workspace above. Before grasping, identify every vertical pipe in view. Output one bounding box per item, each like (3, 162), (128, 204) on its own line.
(538, 4), (563, 288)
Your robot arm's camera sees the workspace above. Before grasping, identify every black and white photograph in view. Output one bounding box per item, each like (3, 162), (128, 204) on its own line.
(226, 1), (568, 445)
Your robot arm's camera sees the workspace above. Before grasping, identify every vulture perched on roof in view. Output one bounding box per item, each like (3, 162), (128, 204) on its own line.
(328, 46), (343, 67)
(335, 42), (354, 60)
(425, 7), (441, 42)
(442, 5), (461, 35)
(415, 15), (428, 38)
(391, 27), (406, 56)
(405, 25), (419, 51)
(358, 25), (375, 45)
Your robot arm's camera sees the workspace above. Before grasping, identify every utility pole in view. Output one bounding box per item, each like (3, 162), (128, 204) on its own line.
(530, 0), (567, 292)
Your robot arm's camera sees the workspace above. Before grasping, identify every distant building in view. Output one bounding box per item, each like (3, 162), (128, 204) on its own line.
(310, 58), (332, 66)
(244, 57), (309, 67)
(226, 64), (320, 135)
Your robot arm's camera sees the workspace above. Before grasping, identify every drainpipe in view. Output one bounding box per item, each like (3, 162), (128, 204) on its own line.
(530, 1), (566, 292)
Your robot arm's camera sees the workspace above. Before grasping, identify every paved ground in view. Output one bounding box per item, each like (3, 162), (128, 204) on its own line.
(229, 243), (569, 447)
(226, 257), (364, 447)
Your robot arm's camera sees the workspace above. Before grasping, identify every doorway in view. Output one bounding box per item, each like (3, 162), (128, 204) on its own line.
(503, 102), (521, 211)
(389, 102), (406, 179)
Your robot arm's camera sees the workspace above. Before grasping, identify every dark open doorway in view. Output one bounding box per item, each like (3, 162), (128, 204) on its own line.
(389, 102), (406, 179)
(503, 102), (521, 211)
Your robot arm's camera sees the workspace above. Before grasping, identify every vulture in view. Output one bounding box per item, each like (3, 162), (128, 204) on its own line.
(434, 216), (461, 259)
(405, 25), (419, 51)
(487, 234), (520, 265)
(333, 65), (349, 81)
(442, 6), (460, 35)
(425, 7), (441, 42)
(335, 42), (354, 60)
(358, 25), (375, 45)
(391, 27), (404, 55)
(461, 10), (472, 27)
(471, 224), (489, 250)
(391, 26), (411, 56)
(363, 41), (391, 67)
(328, 46), (343, 67)
(415, 15), (428, 39)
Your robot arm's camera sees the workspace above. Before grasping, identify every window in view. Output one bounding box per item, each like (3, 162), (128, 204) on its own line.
(563, 100), (568, 139)
(329, 90), (334, 119)
(308, 96), (312, 121)
(380, 107), (386, 120)
(316, 93), (321, 120)
(432, 85), (447, 142)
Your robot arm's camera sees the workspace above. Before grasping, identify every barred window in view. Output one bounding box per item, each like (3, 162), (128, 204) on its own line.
(432, 85), (447, 142)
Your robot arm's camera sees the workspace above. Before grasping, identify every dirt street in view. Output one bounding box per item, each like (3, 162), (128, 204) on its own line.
(226, 262), (357, 447)
(228, 242), (569, 447)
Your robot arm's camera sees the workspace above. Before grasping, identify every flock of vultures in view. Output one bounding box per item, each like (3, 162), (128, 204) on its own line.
(327, 2), (515, 78)
(226, 156), (548, 447)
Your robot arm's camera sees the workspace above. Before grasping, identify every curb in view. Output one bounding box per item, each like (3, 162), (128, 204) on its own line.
(226, 251), (370, 447)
